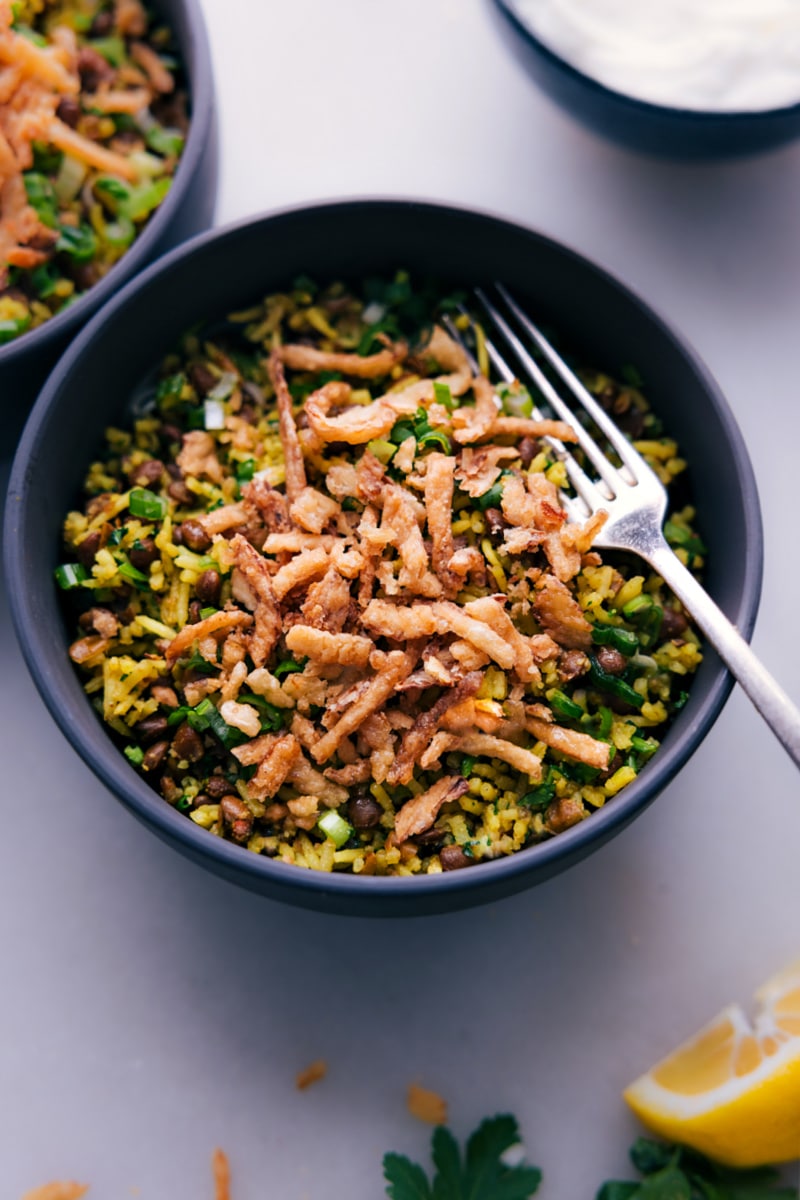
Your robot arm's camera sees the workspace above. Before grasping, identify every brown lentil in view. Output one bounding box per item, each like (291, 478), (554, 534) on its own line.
(439, 845), (472, 870)
(171, 722), (204, 763)
(195, 569), (221, 607)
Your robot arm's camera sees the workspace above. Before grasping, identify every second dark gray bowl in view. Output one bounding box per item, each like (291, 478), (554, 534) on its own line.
(4, 200), (763, 916)
(0, 0), (218, 447)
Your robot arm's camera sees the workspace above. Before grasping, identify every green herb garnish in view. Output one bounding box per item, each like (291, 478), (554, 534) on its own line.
(384, 1115), (542, 1200)
(54, 563), (90, 590)
(596, 1138), (796, 1200)
(129, 487), (166, 520)
(274, 659), (305, 679)
(588, 656), (644, 709)
(548, 689), (584, 721)
(56, 223), (98, 263)
(592, 625), (639, 657)
(317, 809), (353, 848)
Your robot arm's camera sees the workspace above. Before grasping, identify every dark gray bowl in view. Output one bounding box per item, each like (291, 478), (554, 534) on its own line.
(0, 0), (218, 447)
(4, 200), (763, 916)
(492, 0), (800, 159)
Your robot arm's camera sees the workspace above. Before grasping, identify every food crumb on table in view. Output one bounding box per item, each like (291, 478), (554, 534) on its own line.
(21, 1185), (88, 1200)
(296, 1058), (328, 1090)
(407, 1081), (448, 1125)
(212, 1148), (231, 1200)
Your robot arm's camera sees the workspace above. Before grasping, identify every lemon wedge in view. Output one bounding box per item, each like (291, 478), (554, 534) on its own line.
(624, 960), (800, 1167)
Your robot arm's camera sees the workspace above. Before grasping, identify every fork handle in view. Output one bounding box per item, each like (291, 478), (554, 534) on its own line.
(647, 540), (800, 770)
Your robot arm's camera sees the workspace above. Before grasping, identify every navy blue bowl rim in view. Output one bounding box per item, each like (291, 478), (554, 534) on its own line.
(494, 0), (800, 124)
(0, 0), (215, 371)
(5, 197), (764, 906)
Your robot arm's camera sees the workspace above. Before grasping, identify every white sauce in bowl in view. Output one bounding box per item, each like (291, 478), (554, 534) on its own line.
(508, 0), (800, 111)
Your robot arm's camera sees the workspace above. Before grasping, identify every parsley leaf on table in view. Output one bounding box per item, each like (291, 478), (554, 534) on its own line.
(383, 1115), (542, 1200)
(597, 1138), (798, 1200)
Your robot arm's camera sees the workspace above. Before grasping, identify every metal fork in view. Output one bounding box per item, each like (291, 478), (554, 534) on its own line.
(455, 284), (800, 770)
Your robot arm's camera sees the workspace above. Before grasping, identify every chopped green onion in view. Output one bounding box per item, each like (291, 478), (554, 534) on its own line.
(90, 34), (126, 65)
(460, 755), (476, 778)
(237, 691), (286, 731)
(145, 124), (185, 158)
(664, 520), (707, 557)
(341, 496), (361, 512)
(103, 215), (136, 249)
(15, 23), (47, 46)
(475, 480), (504, 511)
(593, 706), (613, 740)
(592, 625), (639, 656)
(199, 606), (218, 619)
(55, 223), (97, 262)
(361, 300), (386, 325)
(390, 419), (416, 445)
(497, 380), (534, 418)
(274, 659), (305, 679)
(124, 745), (144, 766)
(177, 647), (218, 676)
(122, 177), (172, 222)
(118, 560), (150, 585)
(674, 690), (689, 711)
(621, 594), (653, 616)
(190, 697), (246, 748)
(417, 428), (451, 453)
(0, 316), (30, 344)
(53, 154), (87, 204)
(54, 563), (90, 590)
(167, 706), (192, 726)
(631, 735), (658, 757)
(637, 604), (664, 650)
(176, 796), (192, 812)
(206, 371), (238, 403)
(94, 175), (131, 208)
(366, 438), (396, 465)
(433, 380), (453, 410)
(31, 141), (62, 174)
(204, 398), (226, 430)
(235, 458), (256, 483)
(128, 148), (165, 181)
(548, 690), (584, 721)
(156, 372), (185, 402)
(357, 322), (393, 356)
(588, 656), (644, 709)
(30, 264), (59, 298)
(129, 487), (166, 520)
(317, 809), (352, 848)
(619, 594), (664, 649)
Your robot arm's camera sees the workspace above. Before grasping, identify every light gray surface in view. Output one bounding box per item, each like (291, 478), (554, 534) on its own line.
(3, 0), (800, 1194)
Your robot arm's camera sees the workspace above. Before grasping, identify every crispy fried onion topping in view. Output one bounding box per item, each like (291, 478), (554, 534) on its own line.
(113, 321), (658, 863)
